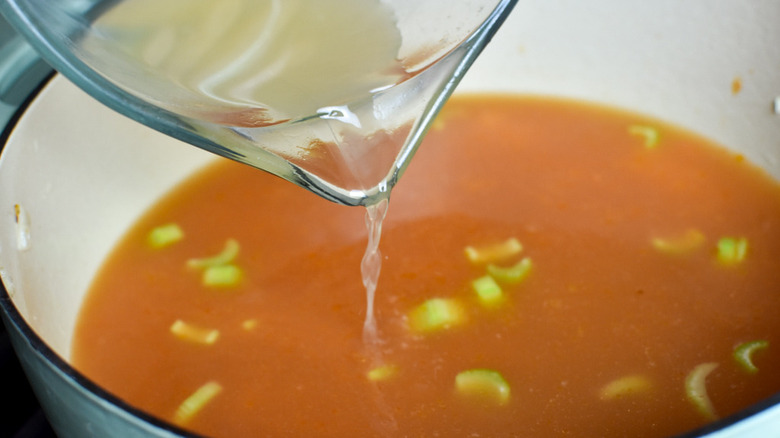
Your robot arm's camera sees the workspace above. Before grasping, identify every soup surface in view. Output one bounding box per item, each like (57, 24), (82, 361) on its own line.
(73, 96), (780, 437)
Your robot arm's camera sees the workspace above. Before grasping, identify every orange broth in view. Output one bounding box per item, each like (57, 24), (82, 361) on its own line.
(72, 96), (780, 437)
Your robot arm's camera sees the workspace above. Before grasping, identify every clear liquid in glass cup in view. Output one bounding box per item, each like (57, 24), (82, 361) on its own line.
(0, 0), (516, 206)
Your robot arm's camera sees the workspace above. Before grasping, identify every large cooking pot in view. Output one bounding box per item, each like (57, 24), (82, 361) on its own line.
(1, 1), (779, 436)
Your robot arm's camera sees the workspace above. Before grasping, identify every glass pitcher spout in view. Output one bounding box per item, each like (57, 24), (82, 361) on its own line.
(0, 0), (517, 206)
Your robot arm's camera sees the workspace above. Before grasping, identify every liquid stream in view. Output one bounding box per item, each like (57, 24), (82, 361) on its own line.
(361, 198), (390, 345)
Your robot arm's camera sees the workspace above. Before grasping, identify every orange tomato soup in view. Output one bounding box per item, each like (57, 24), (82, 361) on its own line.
(73, 96), (780, 437)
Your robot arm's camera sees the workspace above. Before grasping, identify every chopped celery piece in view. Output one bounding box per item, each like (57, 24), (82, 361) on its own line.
(367, 364), (398, 382)
(408, 298), (466, 334)
(487, 257), (533, 284)
(173, 381), (223, 425)
(717, 237), (748, 265)
(187, 239), (240, 269)
(685, 362), (719, 421)
(203, 264), (242, 287)
(599, 374), (652, 400)
(455, 369), (511, 406)
(734, 340), (769, 374)
(170, 319), (220, 345)
(651, 229), (706, 255)
(464, 238), (522, 265)
(472, 275), (504, 307)
(628, 124), (660, 149)
(147, 223), (183, 248)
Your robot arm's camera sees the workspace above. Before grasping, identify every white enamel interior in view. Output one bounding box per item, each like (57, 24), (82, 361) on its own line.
(0, 76), (213, 356)
(0, 0), (778, 429)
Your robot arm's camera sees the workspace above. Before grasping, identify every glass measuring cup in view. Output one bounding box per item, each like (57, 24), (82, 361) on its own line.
(0, 0), (516, 206)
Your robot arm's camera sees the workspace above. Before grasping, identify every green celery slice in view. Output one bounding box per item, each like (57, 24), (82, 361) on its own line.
(734, 340), (769, 374)
(203, 264), (242, 287)
(628, 124), (660, 149)
(188, 239), (240, 268)
(651, 229), (705, 255)
(407, 298), (466, 334)
(472, 275), (504, 307)
(716, 237), (748, 265)
(147, 223), (184, 248)
(367, 364), (398, 382)
(455, 369), (511, 406)
(464, 238), (522, 265)
(170, 319), (220, 345)
(685, 362), (719, 421)
(599, 374), (652, 400)
(173, 381), (223, 425)
(487, 257), (533, 284)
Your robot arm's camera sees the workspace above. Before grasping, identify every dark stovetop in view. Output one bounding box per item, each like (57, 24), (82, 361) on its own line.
(0, 322), (57, 438)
